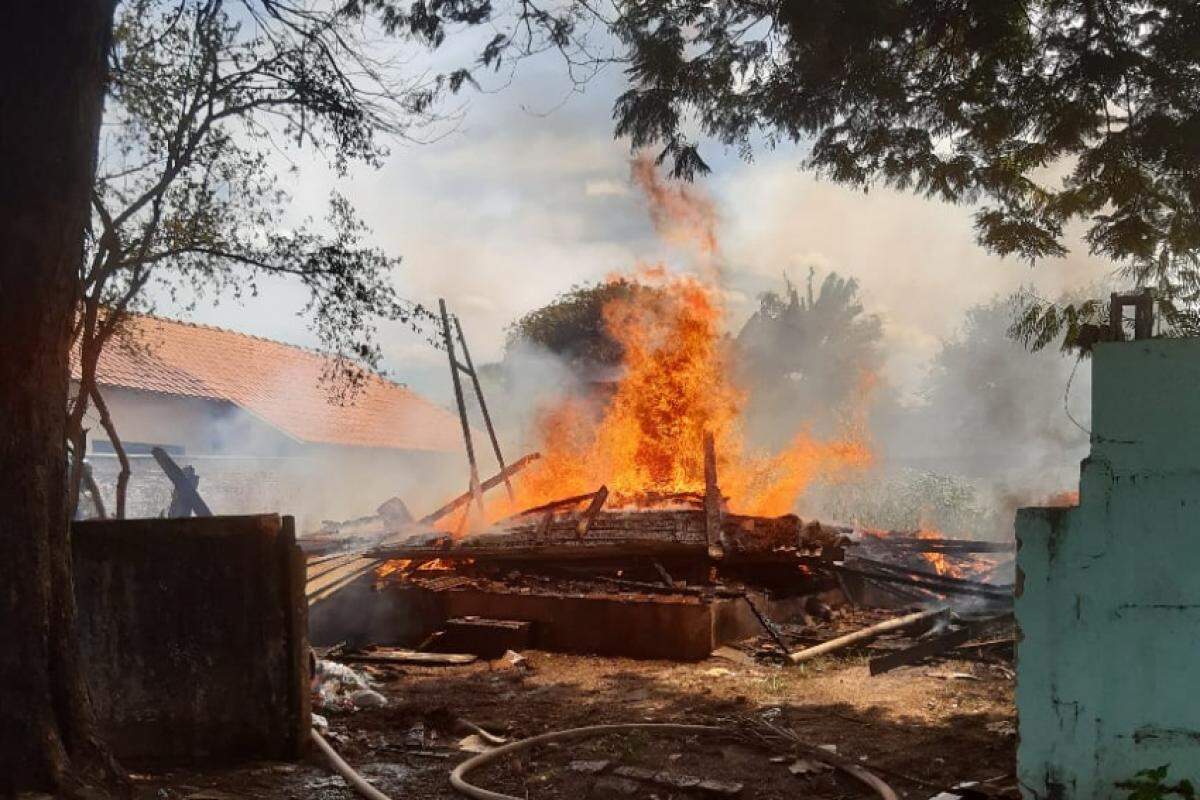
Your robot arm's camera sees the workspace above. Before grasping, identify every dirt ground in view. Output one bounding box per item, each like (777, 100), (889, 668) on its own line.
(132, 645), (1016, 800)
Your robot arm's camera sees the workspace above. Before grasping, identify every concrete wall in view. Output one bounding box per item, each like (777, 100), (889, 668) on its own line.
(72, 514), (309, 766)
(1016, 339), (1200, 798)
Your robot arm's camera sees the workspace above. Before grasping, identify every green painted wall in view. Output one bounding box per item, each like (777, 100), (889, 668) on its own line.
(1016, 339), (1200, 798)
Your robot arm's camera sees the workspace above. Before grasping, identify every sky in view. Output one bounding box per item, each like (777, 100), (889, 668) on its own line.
(156, 30), (1114, 408)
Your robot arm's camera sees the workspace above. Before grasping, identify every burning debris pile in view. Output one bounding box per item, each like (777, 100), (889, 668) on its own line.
(305, 160), (1015, 663)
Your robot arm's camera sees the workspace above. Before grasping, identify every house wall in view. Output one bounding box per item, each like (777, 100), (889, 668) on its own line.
(1016, 338), (1200, 798)
(81, 384), (466, 532)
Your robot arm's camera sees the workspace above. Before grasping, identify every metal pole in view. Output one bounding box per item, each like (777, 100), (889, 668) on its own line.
(439, 299), (484, 516)
(453, 315), (514, 502)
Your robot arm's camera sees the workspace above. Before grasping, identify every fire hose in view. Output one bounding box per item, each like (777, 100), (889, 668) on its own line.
(313, 722), (898, 800)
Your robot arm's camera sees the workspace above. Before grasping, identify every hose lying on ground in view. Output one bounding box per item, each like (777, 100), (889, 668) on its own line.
(448, 722), (899, 800)
(311, 729), (394, 800)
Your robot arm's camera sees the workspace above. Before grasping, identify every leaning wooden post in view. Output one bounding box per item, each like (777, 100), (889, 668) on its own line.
(440, 299), (484, 518)
(704, 431), (724, 560)
(453, 315), (514, 502)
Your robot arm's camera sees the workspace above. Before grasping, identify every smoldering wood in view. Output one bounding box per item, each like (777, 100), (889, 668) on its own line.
(507, 490), (597, 520)
(858, 536), (1015, 554)
(846, 555), (1014, 594)
(868, 626), (975, 675)
(418, 452), (541, 526)
(834, 563), (1011, 602)
(152, 446), (212, 516)
(576, 485), (609, 536)
(371, 509), (837, 565)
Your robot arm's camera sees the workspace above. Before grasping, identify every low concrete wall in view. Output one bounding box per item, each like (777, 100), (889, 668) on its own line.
(1016, 339), (1200, 797)
(72, 514), (309, 766)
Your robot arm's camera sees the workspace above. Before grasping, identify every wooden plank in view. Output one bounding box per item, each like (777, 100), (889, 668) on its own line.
(576, 485), (609, 537)
(305, 552), (365, 583)
(305, 556), (381, 603)
(788, 607), (947, 665)
(834, 563), (1012, 602)
(334, 650), (477, 666)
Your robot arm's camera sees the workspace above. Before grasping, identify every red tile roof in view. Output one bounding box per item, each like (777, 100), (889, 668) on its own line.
(73, 314), (465, 453)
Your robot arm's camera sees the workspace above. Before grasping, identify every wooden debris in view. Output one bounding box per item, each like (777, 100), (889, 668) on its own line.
(835, 562), (1011, 602)
(333, 649), (477, 666)
(868, 626), (975, 675)
(576, 485), (609, 537)
(788, 607), (947, 665)
(152, 446), (211, 516)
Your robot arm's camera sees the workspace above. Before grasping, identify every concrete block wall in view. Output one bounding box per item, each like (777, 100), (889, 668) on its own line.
(1016, 339), (1200, 797)
(72, 514), (309, 766)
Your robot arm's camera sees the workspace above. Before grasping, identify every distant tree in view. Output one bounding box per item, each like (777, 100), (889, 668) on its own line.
(734, 270), (882, 441)
(919, 295), (1088, 478)
(505, 279), (666, 375)
(68, 0), (445, 518)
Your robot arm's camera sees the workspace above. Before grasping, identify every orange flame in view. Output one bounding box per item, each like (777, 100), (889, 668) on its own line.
(491, 267), (873, 520)
(473, 158), (874, 528)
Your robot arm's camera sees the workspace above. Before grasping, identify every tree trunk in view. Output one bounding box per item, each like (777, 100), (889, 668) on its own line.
(0, 1), (124, 796)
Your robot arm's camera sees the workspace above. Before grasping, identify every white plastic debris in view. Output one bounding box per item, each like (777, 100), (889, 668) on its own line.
(311, 712), (330, 731)
(314, 659), (385, 710)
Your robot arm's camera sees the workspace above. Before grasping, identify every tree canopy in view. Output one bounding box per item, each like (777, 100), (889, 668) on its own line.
(391, 0), (1200, 344)
(505, 279), (666, 373)
(735, 270), (882, 441)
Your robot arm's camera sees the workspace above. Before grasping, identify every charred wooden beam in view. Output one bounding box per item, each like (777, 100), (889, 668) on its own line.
(848, 556), (1014, 592)
(507, 490), (597, 520)
(868, 626), (974, 675)
(152, 446), (211, 517)
(576, 485), (609, 537)
(834, 563), (1012, 602)
(857, 536), (1014, 554)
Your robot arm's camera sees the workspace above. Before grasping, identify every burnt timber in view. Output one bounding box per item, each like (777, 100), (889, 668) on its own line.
(367, 508), (844, 564)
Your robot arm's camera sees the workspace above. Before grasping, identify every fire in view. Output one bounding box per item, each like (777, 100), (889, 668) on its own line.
(1044, 490), (1079, 507)
(470, 158), (874, 529)
(915, 528), (957, 577)
(489, 266), (873, 520)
